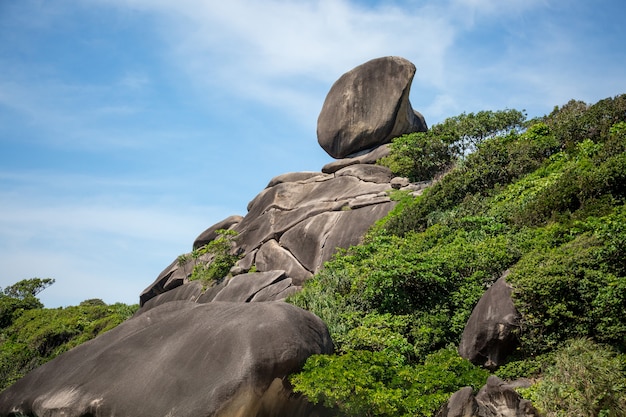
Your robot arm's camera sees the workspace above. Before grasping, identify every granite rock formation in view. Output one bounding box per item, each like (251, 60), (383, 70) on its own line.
(437, 376), (539, 417)
(139, 163), (423, 308)
(0, 57), (430, 417)
(458, 272), (521, 370)
(317, 56), (427, 159)
(0, 302), (334, 417)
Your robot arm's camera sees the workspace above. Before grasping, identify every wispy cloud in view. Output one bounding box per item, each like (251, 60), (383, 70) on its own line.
(96, 0), (612, 124)
(97, 0), (460, 121)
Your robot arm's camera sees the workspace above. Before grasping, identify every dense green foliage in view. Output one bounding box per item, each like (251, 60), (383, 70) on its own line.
(0, 279), (138, 391)
(289, 94), (626, 416)
(0, 278), (54, 328)
(378, 109), (526, 182)
(291, 347), (488, 417)
(522, 338), (626, 417)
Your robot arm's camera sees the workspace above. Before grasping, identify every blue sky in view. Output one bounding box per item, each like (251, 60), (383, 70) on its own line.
(1, 0), (624, 307)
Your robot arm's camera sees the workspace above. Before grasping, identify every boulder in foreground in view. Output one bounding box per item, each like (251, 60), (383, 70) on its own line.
(0, 301), (333, 417)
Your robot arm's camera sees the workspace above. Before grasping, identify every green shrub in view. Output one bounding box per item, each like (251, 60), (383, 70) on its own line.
(524, 338), (626, 417)
(0, 280), (138, 391)
(290, 347), (488, 417)
(382, 122), (558, 236)
(509, 208), (626, 355)
(378, 131), (453, 181)
(182, 229), (240, 287)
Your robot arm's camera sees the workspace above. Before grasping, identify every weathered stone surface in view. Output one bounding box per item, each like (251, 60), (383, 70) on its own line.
(438, 376), (538, 417)
(459, 272), (520, 370)
(249, 278), (297, 302)
(234, 174), (391, 255)
(475, 376), (538, 416)
(317, 56), (427, 159)
(335, 164), (394, 183)
(390, 176), (410, 189)
(321, 156), (361, 174)
(196, 280), (229, 303)
(142, 158), (410, 307)
(255, 240), (313, 284)
(281, 203), (394, 273)
(136, 280), (203, 315)
(0, 301), (333, 417)
(193, 215), (243, 250)
(139, 257), (182, 305)
(266, 171), (326, 188)
(230, 249), (257, 275)
(353, 143), (392, 163)
(212, 270), (288, 302)
(436, 387), (479, 417)
(321, 144), (391, 174)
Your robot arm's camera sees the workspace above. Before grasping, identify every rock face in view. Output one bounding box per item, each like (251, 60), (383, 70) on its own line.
(317, 56), (427, 159)
(0, 301), (334, 417)
(139, 163), (423, 307)
(0, 57), (431, 417)
(437, 376), (539, 417)
(458, 272), (521, 370)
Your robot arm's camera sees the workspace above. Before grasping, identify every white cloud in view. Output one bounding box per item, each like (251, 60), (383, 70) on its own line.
(96, 0), (458, 119)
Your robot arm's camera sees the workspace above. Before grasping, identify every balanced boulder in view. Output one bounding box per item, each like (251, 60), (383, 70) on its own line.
(317, 56), (427, 159)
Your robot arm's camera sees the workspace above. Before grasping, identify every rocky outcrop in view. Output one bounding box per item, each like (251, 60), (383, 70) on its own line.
(0, 56), (433, 417)
(193, 214), (243, 250)
(458, 272), (521, 370)
(0, 301), (334, 417)
(139, 163), (424, 306)
(317, 56), (427, 159)
(437, 376), (539, 417)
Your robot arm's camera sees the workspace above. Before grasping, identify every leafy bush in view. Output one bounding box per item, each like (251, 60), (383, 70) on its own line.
(523, 338), (626, 417)
(378, 131), (453, 182)
(508, 207), (626, 355)
(545, 95), (626, 151)
(0, 278), (54, 328)
(382, 122), (559, 235)
(378, 109), (527, 189)
(290, 347), (488, 417)
(178, 229), (240, 287)
(0, 279), (138, 391)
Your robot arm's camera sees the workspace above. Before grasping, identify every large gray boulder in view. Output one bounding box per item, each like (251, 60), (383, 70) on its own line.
(317, 56), (427, 159)
(0, 301), (334, 417)
(458, 272), (521, 370)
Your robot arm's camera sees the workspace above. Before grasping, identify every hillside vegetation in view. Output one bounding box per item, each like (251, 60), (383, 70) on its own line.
(0, 279), (138, 390)
(289, 95), (626, 416)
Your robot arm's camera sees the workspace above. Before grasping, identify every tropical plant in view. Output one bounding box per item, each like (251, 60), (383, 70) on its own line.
(179, 229), (240, 287)
(523, 338), (626, 417)
(0, 279), (137, 391)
